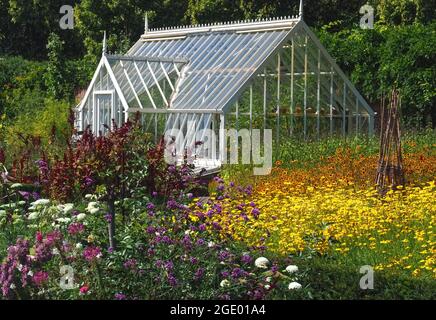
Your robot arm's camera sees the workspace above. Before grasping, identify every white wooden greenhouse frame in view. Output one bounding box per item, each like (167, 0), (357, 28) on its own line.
(75, 1), (375, 172)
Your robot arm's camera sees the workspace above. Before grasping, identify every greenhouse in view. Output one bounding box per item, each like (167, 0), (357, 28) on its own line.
(75, 3), (375, 169)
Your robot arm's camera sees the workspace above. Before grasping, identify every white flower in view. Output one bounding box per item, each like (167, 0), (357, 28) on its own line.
(10, 283), (16, 289)
(264, 284), (271, 290)
(56, 217), (71, 224)
(52, 248), (60, 255)
(88, 208), (99, 215)
(27, 270), (33, 277)
(28, 212), (39, 220)
(32, 199), (50, 206)
(208, 241), (215, 248)
(266, 277), (272, 283)
(254, 257), (270, 269)
(86, 202), (100, 214)
(58, 203), (74, 215)
(17, 264), (23, 271)
(75, 243), (83, 250)
(10, 183), (23, 189)
(220, 279), (231, 288)
(84, 194), (94, 199)
(76, 213), (87, 221)
(285, 265), (299, 274)
(87, 202), (98, 209)
(288, 282), (302, 290)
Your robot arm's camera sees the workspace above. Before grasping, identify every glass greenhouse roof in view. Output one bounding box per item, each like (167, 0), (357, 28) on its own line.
(127, 18), (300, 111)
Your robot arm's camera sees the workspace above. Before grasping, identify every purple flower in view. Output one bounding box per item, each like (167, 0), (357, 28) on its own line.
(168, 273), (178, 287)
(146, 226), (155, 234)
(241, 254), (253, 264)
(104, 213), (112, 223)
(152, 191), (158, 197)
(164, 260), (174, 271)
(271, 264), (279, 273)
(198, 224), (206, 232)
(194, 268), (205, 281)
(115, 292), (127, 300)
(218, 250), (230, 261)
(212, 222), (221, 230)
(32, 192), (40, 200)
(253, 289), (264, 300)
(0, 238), (30, 297)
(83, 176), (94, 187)
(167, 199), (179, 210)
(18, 191), (31, 201)
(252, 208), (260, 218)
(196, 239), (205, 246)
(181, 235), (192, 248)
(190, 257), (198, 264)
(123, 259), (137, 271)
(231, 267), (246, 279)
(161, 235), (171, 244)
(146, 203), (155, 211)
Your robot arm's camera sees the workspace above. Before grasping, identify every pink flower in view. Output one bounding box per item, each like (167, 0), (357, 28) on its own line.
(36, 231), (43, 243)
(68, 223), (85, 236)
(83, 246), (102, 263)
(79, 285), (90, 295)
(32, 271), (49, 286)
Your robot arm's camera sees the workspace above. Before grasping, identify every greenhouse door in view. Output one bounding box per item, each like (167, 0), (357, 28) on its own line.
(93, 91), (114, 136)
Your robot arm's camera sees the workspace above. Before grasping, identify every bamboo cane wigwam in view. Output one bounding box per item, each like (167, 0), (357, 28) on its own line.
(376, 89), (405, 195)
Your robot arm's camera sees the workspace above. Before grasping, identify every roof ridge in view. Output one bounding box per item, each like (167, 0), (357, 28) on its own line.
(143, 16), (300, 36)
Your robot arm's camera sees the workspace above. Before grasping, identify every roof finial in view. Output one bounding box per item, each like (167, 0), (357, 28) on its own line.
(102, 31), (107, 56)
(144, 13), (149, 34)
(299, 0), (304, 20)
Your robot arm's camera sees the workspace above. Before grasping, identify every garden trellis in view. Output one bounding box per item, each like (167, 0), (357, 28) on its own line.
(75, 1), (375, 171)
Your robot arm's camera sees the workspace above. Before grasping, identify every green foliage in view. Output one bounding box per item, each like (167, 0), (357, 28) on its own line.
(0, 56), (47, 119)
(318, 22), (436, 128)
(286, 255), (436, 300)
(3, 98), (72, 159)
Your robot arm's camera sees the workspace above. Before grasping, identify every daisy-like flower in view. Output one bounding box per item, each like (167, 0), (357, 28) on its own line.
(254, 257), (270, 269)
